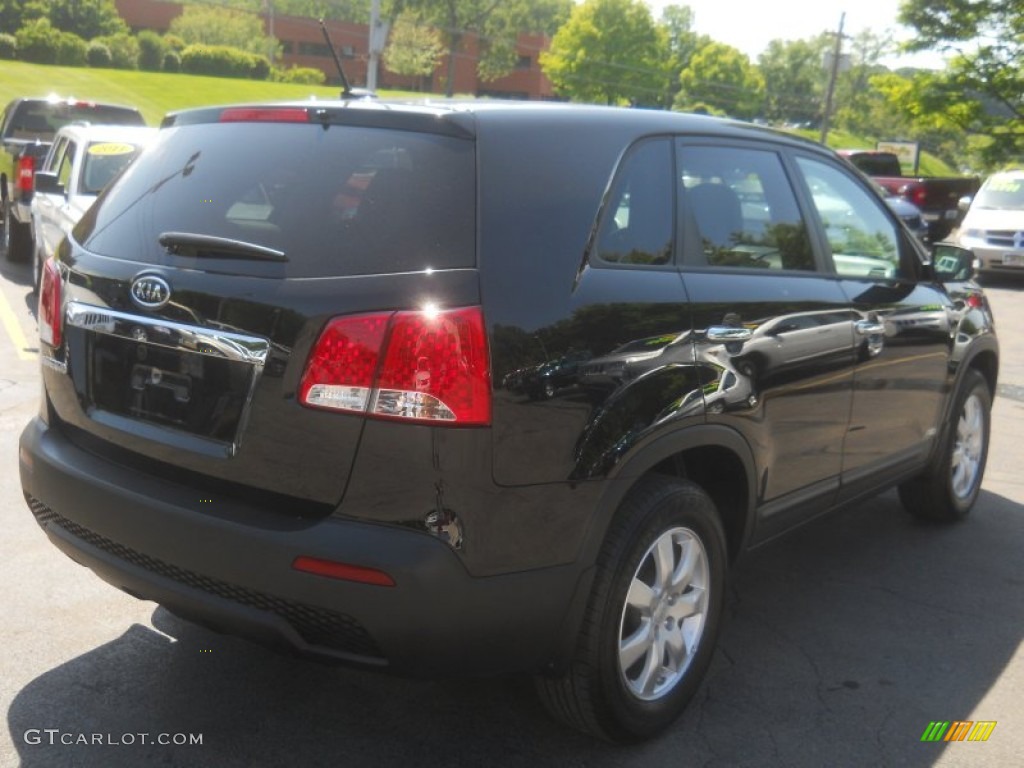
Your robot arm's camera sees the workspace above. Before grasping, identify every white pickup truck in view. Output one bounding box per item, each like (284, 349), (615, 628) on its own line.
(30, 122), (154, 290)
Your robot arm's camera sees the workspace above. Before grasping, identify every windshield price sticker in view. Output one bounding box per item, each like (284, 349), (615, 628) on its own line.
(88, 142), (136, 156)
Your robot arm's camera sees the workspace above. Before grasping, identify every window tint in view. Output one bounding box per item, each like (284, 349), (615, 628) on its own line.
(77, 123), (475, 278)
(795, 156), (901, 279)
(594, 139), (673, 266)
(679, 145), (815, 271)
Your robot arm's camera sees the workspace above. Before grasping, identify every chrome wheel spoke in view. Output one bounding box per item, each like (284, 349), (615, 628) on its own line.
(626, 578), (654, 611)
(670, 538), (699, 591)
(635, 635), (664, 696)
(619, 619), (654, 671)
(653, 536), (675, 591)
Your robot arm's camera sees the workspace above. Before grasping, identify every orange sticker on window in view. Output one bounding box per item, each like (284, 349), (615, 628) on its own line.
(87, 142), (136, 156)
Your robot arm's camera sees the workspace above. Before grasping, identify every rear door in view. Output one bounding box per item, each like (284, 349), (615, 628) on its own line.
(791, 154), (954, 497)
(676, 139), (857, 540)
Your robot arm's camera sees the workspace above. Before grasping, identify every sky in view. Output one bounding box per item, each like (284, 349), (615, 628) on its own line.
(644, 0), (947, 70)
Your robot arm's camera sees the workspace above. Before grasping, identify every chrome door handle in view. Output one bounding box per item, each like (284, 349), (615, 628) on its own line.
(707, 326), (752, 342)
(855, 320), (885, 336)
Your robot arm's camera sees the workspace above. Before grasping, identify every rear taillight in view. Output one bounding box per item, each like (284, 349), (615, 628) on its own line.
(17, 155), (34, 194)
(907, 185), (927, 208)
(39, 258), (62, 348)
(300, 306), (491, 426)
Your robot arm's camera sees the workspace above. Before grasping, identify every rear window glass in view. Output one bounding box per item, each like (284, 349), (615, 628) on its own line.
(76, 122), (476, 277)
(5, 102), (144, 141)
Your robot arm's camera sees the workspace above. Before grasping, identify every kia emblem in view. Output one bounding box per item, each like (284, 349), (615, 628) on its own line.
(130, 274), (171, 310)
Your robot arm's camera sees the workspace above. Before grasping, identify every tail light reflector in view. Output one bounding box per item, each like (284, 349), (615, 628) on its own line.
(292, 556), (395, 587)
(300, 306), (491, 426)
(17, 155), (34, 194)
(39, 258), (62, 348)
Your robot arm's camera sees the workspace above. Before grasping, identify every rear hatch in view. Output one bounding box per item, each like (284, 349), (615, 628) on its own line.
(44, 104), (479, 516)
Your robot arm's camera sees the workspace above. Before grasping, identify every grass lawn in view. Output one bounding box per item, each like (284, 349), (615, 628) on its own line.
(0, 60), (426, 125)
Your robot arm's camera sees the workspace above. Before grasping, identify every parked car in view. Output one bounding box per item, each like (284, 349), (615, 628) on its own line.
(0, 96), (145, 262)
(955, 169), (1024, 274)
(837, 149), (980, 242)
(21, 101), (997, 743)
(30, 123), (155, 291)
(876, 184), (930, 243)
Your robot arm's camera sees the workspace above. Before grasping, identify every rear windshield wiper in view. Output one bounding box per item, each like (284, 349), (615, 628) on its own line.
(158, 232), (288, 262)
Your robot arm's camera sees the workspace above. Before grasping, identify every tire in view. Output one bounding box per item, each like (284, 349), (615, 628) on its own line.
(543, 380), (556, 399)
(4, 205), (32, 263)
(536, 476), (726, 742)
(898, 368), (991, 522)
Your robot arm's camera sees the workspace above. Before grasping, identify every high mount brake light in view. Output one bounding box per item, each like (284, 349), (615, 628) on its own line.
(219, 107), (310, 123)
(39, 258), (63, 348)
(300, 307), (491, 426)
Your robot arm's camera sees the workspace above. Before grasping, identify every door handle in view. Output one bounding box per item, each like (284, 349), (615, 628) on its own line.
(855, 320), (885, 336)
(707, 326), (752, 342)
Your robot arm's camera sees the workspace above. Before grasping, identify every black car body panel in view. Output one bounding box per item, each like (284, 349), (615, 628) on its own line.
(20, 102), (998, 693)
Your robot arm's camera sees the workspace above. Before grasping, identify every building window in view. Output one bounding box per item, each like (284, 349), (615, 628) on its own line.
(515, 55), (531, 70)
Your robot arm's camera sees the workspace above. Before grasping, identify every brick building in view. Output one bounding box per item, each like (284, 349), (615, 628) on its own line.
(114, 0), (556, 99)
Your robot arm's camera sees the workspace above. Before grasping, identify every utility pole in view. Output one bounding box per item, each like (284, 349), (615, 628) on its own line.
(820, 12), (845, 146)
(367, 0), (382, 91)
(263, 0), (275, 65)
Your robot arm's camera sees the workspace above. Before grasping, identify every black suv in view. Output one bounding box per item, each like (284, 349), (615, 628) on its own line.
(19, 101), (998, 742)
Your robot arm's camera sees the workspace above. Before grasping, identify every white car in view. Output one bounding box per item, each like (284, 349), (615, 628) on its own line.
(956, 169), (1024, 273)
(30, 123), (155, 290)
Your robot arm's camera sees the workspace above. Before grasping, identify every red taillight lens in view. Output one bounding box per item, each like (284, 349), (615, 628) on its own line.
(909, 185), (927, 208)
(39, 258), (62, 348)
(219, 107), (310, 123)
(299, 313), (390, 412)
(300, 306), (491, 426)
(17, 155), (34, 193)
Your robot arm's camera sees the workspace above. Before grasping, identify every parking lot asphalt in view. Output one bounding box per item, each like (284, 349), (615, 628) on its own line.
(0, 256), (1021, 767)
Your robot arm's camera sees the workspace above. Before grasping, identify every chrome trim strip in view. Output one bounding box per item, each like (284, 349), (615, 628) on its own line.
(65, 301), (270, 365)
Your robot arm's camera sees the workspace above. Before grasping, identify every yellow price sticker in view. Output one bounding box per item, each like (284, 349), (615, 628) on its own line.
(987, 178), (1022, 193)
(87, 142), (136, 156)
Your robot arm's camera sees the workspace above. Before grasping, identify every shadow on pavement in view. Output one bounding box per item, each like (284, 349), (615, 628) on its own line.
(7, 489), (1022, 767)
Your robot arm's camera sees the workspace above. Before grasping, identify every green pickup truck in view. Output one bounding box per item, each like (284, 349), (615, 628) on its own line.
(1, 96), (145, 262)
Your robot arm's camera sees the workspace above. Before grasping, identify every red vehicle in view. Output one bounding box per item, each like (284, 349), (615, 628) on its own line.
(838, 150), (979, 242)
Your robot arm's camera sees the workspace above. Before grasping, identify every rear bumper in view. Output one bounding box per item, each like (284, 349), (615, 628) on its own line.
(19, 417), (586, 676)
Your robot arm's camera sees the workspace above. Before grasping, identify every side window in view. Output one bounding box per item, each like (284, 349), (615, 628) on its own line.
(795, 156), (902, 279)
(679, 145), (815, 271)
(594, 139), (673, 266)
(44, 137), (67, 174)
(57, 141), (77, 190)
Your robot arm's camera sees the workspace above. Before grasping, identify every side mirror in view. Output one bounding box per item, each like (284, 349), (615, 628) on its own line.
(957, 195), (973, 213)
(932, 243), (976, 282)
(34, 171), (64, 197)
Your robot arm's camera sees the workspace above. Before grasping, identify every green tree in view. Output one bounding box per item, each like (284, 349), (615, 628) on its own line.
(674, 41), (764, 119)
(395, 0), (570, 96)
(758, 35), (828, 124)
(383, 12), (444, 87)
(170, 4), (277, 57)
(45, 0), (126, 39)
(661, 5), (712, 108)
(832, 29), (892, 135)
(899, 0), (1024, 165)
(540, 0), (667, 106)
